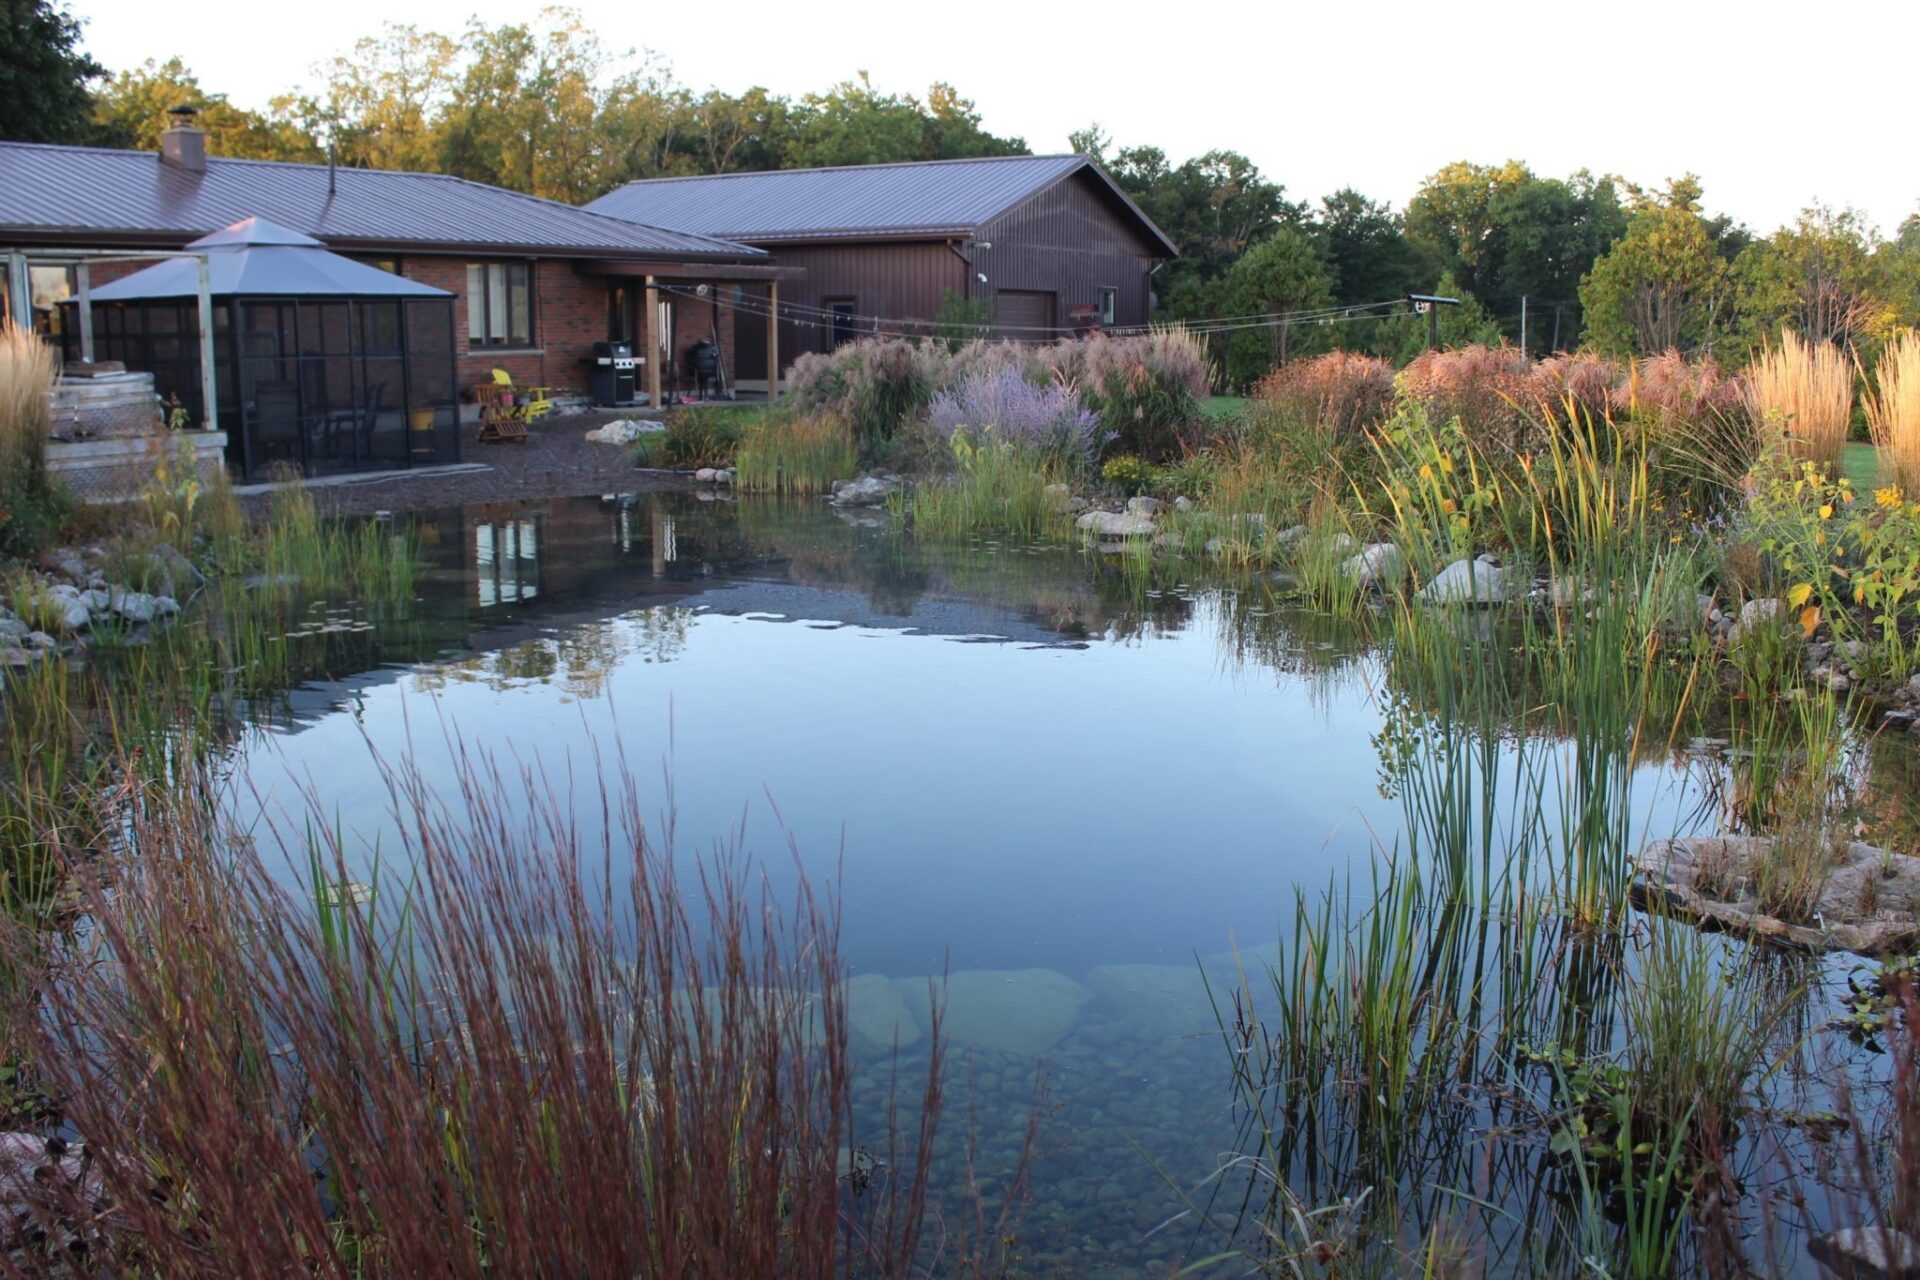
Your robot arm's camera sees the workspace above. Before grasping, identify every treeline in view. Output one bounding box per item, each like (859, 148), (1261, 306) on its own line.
(7, 3), (1920, 386)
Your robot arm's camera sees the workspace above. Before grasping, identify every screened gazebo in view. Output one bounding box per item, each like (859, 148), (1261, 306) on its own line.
(81, 217), (460, 481)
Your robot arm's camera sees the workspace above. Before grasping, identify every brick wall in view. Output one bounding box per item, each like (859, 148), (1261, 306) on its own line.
(402, 255), (737, 404)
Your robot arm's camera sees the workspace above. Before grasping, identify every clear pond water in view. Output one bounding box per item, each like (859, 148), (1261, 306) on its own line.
(202, 491), (1917, 1277)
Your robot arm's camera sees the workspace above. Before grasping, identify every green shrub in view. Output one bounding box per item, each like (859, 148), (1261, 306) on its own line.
(640, 409), (747, 469)
(1099, 454), (1154, 495)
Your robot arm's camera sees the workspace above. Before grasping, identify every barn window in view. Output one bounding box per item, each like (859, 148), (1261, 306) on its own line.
(825, 298), (858, 349)
(1097, 286), (1117, 328)
(465, 261), (534, 347)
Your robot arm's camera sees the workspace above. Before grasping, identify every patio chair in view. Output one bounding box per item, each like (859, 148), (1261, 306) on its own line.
(490, 368), (553, 422)
(473, 382), (528, 445)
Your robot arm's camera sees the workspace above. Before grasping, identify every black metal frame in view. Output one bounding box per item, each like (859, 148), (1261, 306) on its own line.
(72, 295), (461, 481)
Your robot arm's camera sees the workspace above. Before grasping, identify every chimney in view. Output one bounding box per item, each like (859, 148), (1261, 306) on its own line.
(160, 103), (206, 173)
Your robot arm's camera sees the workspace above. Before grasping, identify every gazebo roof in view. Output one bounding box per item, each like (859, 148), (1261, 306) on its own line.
(89, 216), (452, 301)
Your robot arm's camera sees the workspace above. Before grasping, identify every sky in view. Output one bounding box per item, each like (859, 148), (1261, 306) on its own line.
(66, 0), (1920, 237)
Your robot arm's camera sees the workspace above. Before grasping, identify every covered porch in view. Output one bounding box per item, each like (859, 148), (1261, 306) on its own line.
(579, 260), (804, 408)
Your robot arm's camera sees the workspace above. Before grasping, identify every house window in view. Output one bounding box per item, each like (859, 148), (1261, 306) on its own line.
(465, 261), (533, 347)
(1096, 286), (1117, 328)
(353, 256), (402, 275)
(825, 297), (857, 349)
(30, 265), (76, 337)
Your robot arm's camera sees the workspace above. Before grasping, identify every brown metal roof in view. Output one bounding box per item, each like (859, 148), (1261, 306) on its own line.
(0, 140), (765, 261)
(585, 155), (1179, 257)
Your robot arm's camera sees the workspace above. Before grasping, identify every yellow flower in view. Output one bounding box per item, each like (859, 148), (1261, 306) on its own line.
(1876, 486), (1902, 509)
(1439, 457), (1454, 474)
(1819, 503), (1834, 520)
(1419, 464), (1434, 481)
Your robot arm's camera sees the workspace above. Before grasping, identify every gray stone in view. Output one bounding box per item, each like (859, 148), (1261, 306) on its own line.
(1729, 597), (1788, 645)
(1635, 836), (1920, 954)
(844, 973), (921, 1053)
(1125, 495), (1162, 517)
(1172, 495), (1194, 513)
(1274, 524), (1310, 549)
(830, 475), (899, 508)
(1152, 532), (1186, 550)
(1084, 964), (1218, 1038)
(1076, 510), (1155, 538)
(584, 419), (645, 445)
(1808, 1226), (1920, 1279)
(693, 467), (719, 482)
(108, 588), (178, 625)
(893, 969), (1089, 1056)
(1416, 555), (1512, 606)
(25, 631), (56, 651)
(1341, 542), (1406, 589)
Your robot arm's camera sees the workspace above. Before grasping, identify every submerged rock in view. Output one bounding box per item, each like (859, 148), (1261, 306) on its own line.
(893, 968), (1089, 1056)
(1084, 964), (1217, 1038)
(844, 973), (920, 1053)
(1076, 510), (1155, 538)
(1416, 555), (1512, 606)
(1635, 835), (1920, 954)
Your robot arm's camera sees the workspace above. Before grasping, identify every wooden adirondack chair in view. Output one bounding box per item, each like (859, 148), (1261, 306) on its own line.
(490, 368), (554, 422)
(473, 382), (528, 444)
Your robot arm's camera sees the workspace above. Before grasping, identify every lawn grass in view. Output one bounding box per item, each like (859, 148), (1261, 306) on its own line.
(1842, 441), (1881, 490)
(1202, 395), (1244, 420)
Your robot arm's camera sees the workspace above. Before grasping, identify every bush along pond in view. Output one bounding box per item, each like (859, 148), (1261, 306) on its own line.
(1, 318), (1920, 1276)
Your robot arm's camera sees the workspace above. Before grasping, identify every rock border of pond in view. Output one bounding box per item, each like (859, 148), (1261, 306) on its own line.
(1634, 835), (1920, 955)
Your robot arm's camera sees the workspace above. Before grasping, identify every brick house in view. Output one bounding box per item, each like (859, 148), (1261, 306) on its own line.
(0, 116), (788, 440)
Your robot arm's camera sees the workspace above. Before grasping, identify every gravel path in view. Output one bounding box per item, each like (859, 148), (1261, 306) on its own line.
(238, 411), (687, 520)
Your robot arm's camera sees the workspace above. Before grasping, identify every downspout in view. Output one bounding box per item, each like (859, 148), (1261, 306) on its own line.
(947, 238), (973, 303)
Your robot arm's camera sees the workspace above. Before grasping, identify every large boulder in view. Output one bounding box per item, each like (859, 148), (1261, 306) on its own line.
(1728, 597), (1788, 645)
(843, 973), (921, 1054)
(1076, 510), (1156, 538)
(831, 475), (900, 508)
(1341, 542), (1406, 589)
(1084, 963), (1218, 1038)
(1417, 555), (1512, 606)
(584, 419), (645, 445)
(1125, 495), (1163, 517)
(893, 968), (1089, 1056)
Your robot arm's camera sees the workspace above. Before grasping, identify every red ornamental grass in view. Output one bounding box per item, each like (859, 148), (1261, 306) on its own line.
(0, 748), (945, 1279)
(1253, 351), (1396, 437)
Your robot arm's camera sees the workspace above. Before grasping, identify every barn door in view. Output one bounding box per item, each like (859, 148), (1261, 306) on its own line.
(995, 289), (1055, 339)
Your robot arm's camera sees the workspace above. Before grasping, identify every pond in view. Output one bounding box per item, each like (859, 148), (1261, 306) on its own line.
(113, 493), (1920, 1275)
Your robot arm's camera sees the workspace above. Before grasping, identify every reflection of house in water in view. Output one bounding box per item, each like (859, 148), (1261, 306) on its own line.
(473, 515), (542, 607)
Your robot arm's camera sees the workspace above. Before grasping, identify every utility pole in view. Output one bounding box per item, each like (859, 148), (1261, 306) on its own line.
(1408, 294), (1460, 351)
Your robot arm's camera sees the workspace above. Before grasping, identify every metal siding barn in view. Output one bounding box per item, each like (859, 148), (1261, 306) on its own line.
(586, 156), (1178, 382)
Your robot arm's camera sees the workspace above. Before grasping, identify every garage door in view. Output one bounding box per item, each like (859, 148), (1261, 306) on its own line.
(995, 289), (1055, 338)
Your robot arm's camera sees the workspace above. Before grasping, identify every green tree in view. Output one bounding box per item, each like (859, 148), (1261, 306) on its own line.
(1732, 205), (1897, 351)
(782, 74), (1022, 168)
(1578, 177), (1737, 358)
(1312, 187), (1429, 308)
(1212, 226), (1335, 386)
(279, 24), (459, 173)
(1406, 160), (1626, 348)
(92, 56), (319, 160)
(0, 0), (102, 144)
(436, 11), (608, 201)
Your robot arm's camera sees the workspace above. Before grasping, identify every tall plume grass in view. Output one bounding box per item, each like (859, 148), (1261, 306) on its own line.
(1866, 329), (1920, 494)
(1745, 331), (1854, 474)
(0, 322), (59, 556)
(1, 750), (947, 1277)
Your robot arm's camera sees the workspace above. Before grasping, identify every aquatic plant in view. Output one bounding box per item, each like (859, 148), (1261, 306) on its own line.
(734, 410), (858, 495)
(3, 750), (949, 1277)
(900, 433), (1065, 542)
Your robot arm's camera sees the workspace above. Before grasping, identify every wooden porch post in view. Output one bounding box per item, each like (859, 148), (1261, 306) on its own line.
(644, 274), (662, 409)
(766, 280), (779, 402)
(3, 252), (28, 331)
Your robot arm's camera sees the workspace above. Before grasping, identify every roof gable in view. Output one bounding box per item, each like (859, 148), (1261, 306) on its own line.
(0, 141), (764, 261)
(585, 155), (1178, 256)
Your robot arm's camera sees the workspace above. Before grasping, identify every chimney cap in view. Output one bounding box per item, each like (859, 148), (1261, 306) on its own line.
(166, 103), (201, 127)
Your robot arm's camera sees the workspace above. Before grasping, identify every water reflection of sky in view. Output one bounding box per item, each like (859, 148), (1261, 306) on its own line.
(227, 492), (1709, 979)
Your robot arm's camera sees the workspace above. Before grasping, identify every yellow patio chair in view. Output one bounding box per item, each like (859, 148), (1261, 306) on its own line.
(490, 368), (553, 423)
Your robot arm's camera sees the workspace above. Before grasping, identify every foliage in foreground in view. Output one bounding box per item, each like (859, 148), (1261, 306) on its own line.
(2, 756), (946, 1277)
(0, 323), (65, 558)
